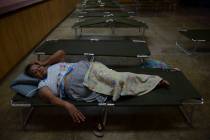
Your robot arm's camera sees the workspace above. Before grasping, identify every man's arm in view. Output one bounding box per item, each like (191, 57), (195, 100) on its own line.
(33, 50), (65, 66)
(39, 87), (85, 123)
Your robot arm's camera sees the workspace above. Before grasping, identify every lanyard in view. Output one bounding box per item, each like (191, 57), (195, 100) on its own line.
(59, 64), (75, 99)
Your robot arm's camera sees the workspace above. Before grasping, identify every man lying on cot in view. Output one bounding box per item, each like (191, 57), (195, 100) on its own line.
(25, 50), (169, 124)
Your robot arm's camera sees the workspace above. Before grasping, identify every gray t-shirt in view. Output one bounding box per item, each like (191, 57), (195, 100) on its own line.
(38, 62), (73, 96)
(64, 60), (107, 103)
(38, 61), (107, 103)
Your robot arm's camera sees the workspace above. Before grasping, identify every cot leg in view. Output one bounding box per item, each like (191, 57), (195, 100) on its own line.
(137, 57), (145, 64)
(80, 28), (83, 37)
(111, 27), (115, 35)
(140, 58), (144, 63)
(192, 41), (198, 53)
(37, 54), (41, 61)
(96, 105), (108, 130)
(176, 41), (192, 55)
(93, 106), (108, 137)
(142, 28), (145, 38)
(139, 28), (141, 37)
(74, 28), (77, 37)
(179, 105), (196, 127)
(85, 54), (95, 62)
(102, 106), (108, 127)
(21, 107), (34, 130)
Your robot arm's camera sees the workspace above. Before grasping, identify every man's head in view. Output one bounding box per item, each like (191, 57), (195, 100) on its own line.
(25, 63), (47, 79)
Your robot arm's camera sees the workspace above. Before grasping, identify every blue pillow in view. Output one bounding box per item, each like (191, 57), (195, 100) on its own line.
(10, 73), (40, 97)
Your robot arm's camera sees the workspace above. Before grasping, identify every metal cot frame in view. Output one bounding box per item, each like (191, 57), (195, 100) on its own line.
(77, 11), (136, 19)
(11, 67), (203, 130)
(176, 29), (210, 55)
(72, 17), (148, 37)
(34, 39), (150, 62)
(10, 39), (203, 131)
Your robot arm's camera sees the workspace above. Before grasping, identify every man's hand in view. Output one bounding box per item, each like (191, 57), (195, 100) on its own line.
(30, 60), (46, 66)
(30, 50), (65, 67)
(39, 87), (85, 124)
(64, 103), (86, 123)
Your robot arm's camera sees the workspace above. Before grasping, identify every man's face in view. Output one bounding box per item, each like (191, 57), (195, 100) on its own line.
(30, 64), (47, 79)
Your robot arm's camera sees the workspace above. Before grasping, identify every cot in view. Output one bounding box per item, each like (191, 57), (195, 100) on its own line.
(80, 3), (120, 9)
(81, 0), (114, 4)
(77, 11), (136, 18)
(77, 35), (144, 40)
(176, 29), (210, 55)
(34, 39), (150, 61)
(72, 17), (148, 36)
(79, 7), (126, 12)
(11, 67), (203, 129)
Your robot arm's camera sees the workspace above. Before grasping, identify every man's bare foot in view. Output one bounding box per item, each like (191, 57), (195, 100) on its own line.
(158, 80), (170, 88)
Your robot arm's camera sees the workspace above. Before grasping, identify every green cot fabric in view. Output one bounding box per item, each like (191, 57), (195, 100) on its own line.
(12, 94), (98, 106)
(78, 12), (134, 17)
(81, 8), (123, 12)
(112, 67), (202, 106)
(12, 68), (202, 106)
(35, 40), (150, 57)
(82, 0), (114, 1)
(82, 0), (114, 2)
(180, 29), (210, 41)
(82, 0), (114, 4)
(77, 35), (142, 40)
(72, 17), (148, 28)
(82, 3), (119, 8)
